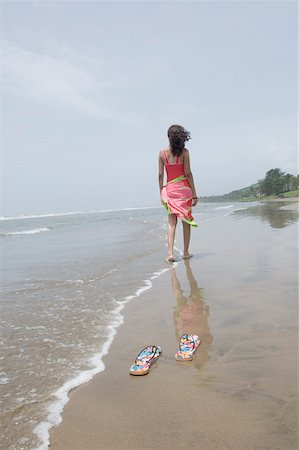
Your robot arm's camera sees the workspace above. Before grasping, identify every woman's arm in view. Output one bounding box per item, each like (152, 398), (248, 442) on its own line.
(184, 149), (198, 206)
(158, 150), (164, 197)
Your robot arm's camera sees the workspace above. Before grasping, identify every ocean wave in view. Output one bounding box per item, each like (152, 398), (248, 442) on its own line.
(0, 212), (91, 221)
(232, 207), (247, 213)
(1, 227), (50, 236)
(122, 206), (159, 212)
(0, 206), (160, 222)
(32, 265), (170, 450)
(213, 205), (235, 210)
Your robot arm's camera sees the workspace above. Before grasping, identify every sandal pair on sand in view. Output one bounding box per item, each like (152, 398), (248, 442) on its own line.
(129, 334), (200, 376)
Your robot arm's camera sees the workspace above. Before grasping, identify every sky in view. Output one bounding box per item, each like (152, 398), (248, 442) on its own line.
(1, 0), (298, 216)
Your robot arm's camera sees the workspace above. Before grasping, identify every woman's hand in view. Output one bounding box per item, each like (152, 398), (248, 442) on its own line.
(192, 196), (199, 207)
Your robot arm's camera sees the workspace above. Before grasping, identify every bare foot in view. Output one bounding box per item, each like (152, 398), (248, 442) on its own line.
(165, 255), (176, 263)
(183, 253), (193, 260)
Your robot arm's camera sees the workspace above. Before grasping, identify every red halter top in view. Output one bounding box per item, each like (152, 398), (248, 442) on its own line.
(164, 148), (185, 182)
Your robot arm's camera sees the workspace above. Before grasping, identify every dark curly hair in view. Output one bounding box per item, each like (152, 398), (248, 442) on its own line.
(167, 124), (191, 157)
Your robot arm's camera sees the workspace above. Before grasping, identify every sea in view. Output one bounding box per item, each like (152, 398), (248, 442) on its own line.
(2, 201), (293, 450)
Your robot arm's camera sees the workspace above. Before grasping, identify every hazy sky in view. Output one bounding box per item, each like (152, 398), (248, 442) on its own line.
(1, 1), (298, 216)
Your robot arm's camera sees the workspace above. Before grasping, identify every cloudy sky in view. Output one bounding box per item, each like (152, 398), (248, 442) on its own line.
(1, 1), (297, 216)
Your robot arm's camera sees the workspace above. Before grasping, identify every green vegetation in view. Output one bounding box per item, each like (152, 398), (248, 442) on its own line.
(280, 189), (299, 198)
(201, 169), (299, 203)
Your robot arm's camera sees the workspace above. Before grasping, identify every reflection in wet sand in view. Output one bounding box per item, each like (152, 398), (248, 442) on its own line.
(170, 260), (213, 370)
(233, 201), (298, 228)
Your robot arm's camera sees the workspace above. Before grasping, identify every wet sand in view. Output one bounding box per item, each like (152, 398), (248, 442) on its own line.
(50, 202), (298, 450)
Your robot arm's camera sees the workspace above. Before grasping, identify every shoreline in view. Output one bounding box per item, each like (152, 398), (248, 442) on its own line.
(49, 202), (298, 450)
(260, 197), (299, 203)
(32, 266), (170, 450)
(199, 196), (299, 205)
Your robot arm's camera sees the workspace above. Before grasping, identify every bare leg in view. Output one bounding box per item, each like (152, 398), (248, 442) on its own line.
(167, 214), (177, 262)
(182, 221), (193, 259)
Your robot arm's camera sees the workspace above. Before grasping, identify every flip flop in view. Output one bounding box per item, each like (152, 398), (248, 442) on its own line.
(129, 345), (162, 376)
(175, 334), (200, 362)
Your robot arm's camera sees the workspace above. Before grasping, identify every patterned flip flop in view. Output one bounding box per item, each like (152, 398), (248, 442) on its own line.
(175, 334), (200, 361)
(129, 345), (162, 376)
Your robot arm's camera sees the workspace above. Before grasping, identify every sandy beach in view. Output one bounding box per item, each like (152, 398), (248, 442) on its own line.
(49, 201), (298, 450)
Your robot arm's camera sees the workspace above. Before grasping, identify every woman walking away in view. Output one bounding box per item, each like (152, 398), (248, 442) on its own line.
(159, 124), (198, 263)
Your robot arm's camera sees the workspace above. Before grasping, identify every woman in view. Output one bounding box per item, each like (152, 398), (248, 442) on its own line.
(159, 124), (198, 263)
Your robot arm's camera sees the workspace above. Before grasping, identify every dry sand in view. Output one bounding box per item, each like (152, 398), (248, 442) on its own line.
(50, 202), (298, 450)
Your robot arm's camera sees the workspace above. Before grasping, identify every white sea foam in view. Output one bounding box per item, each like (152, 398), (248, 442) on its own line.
(122, 206), (159, 212)
(232, 207), (247, 212)
(0, 206), (160, 222)
(32, 265), (170, 450)
(25, 326), (47, 331)
(0, 212), (85, 221)
(66, 279), (85, 284)
(0, 372), (11, 385)
(1, 227), (50, 236)
(33, 302), (124, 450)
(213, 205), (235, 210)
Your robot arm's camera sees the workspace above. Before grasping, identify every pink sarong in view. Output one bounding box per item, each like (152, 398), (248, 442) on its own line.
(161, 175), (198, 227)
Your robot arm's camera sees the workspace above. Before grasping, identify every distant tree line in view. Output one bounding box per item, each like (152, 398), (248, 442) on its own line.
(259, 169), (298, 196)
(201, 169), (299, 202)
